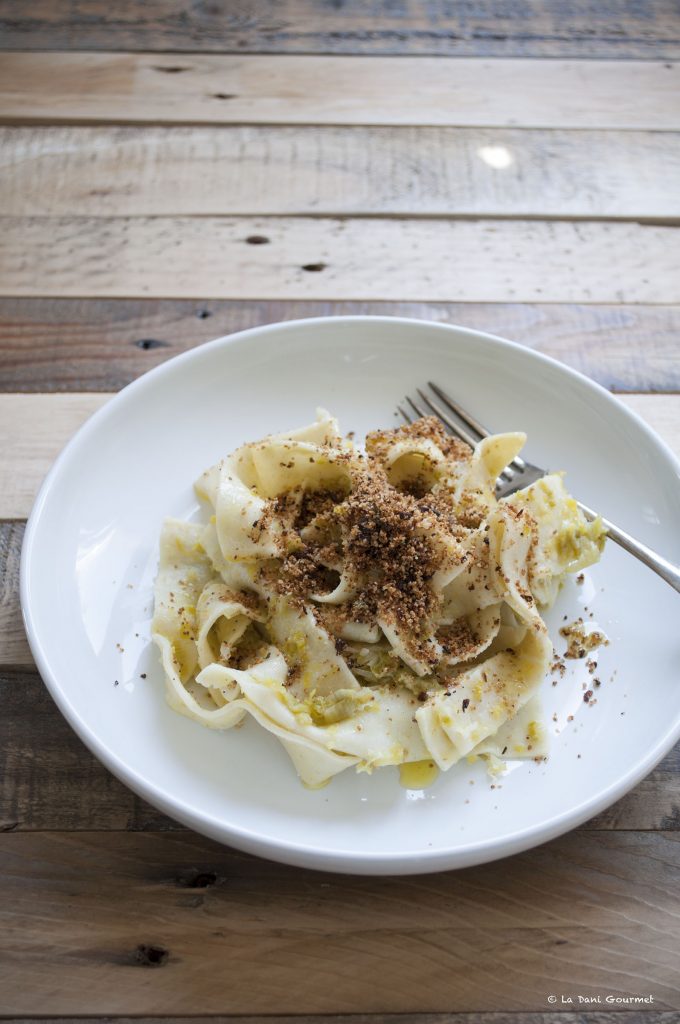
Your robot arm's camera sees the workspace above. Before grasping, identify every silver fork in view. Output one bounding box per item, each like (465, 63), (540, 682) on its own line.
(398, 382), (680, 595)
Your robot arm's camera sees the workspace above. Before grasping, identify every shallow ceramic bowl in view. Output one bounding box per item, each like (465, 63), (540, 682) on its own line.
(21, 317), (680, 874)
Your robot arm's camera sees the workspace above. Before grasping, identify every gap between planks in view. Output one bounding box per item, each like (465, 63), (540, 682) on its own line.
(2, 126), (679, 220)
(1, 217), (680, 302)
(0, 54), (678, 130)
(0, 830), (678, 1015)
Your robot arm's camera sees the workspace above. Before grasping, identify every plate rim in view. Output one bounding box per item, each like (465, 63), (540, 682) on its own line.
(20, 314), (680, 874)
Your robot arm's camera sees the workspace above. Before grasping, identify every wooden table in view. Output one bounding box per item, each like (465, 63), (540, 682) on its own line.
(1, 3), (679, 1019)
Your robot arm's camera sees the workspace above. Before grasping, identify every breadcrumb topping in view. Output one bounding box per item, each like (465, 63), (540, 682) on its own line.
(269, 424), (473, 663)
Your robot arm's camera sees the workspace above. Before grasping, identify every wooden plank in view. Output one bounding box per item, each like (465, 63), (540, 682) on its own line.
(1, 665), (678, 833)
(622, 394), (680, 449)
(2, 299), (680, 394)
(4, 1018), (680, 1024)
(1, 54), (678, 130)
(0, 522), (25, 666)
(2, 217), (679, 302)
(0, 394), (678, 521)
(3, 126), (679, 220)
(0, 666), (173, 832)
(0, 0), (678, 59)
(0, 394), (104, 519)
(0, 831), (678, 1014)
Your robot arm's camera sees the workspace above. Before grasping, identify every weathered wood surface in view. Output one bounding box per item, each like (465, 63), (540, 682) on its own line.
(3, 218), (679, 302)
(0, 522), (24, 666)
(1, 54), (678, 130)
(2, 1016), (679, 1024)
(0, 0), (678, 58)
(0, 393), (104, 519)
(3, 126), (679, 220)
(2, 299), (680, 394)
(0, 393), (678, 521)
(1, 4), (678, 1018)
(3, 1018), (677, 1024)
(0, 666), (677, 834)
(0, 831), (678, 1015)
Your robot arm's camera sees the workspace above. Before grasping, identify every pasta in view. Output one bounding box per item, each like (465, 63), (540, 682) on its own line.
(152, 410), (606, 788)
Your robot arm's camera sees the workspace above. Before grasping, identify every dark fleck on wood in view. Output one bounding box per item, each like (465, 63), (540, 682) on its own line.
(176, 869), (221, 888)
(0, 831), (679, 1014)
(134, 337), (169, 350)
(133, 943), (170, 968)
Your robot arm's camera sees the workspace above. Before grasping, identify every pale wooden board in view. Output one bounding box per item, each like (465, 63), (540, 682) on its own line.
(0, 394), (104, 519)
(1, 0), (679, 58)
(1, 54), (678, 130)
(0, 661), (677, 832)
(2, 126), (679, 219)
(623, 394), (680, 452)
(2, 217), (679, 302)
(0, 831), (678, 1014)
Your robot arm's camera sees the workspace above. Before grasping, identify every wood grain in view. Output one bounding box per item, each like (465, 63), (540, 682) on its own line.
(3, 299), (680, 394)
(3, 217), (679, 302)
(1, 54), (678, 130)
(4, 1018), (679, 1024)
(0, 394), (104, 519)
(2, 1017), (679, 1024)
(1, 0), (679, 58)
(0, 666), (172, 833)
(0, 831), (678, 1014)
(0, 522), (24, 667)
(1, 6), (677, 1020)
(6, 1018), (679, 1024)
(2, 1015), (675, 1024)
(1, 665), (677, 833)
(0, 393), (677, 521)
(3, 126), (679, 220)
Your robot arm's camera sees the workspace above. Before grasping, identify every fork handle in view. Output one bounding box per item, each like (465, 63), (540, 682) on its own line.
(578, 501), (680, 594)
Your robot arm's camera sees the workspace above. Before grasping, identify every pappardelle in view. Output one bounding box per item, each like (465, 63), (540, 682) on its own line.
(152, 410), (606, 788)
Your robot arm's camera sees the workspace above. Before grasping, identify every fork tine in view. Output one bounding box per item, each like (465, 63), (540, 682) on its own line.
(427, 381), (488, 440)
(417, 388), (515, 482)
(416, 388), (477, 449)
(427, 381), (526, 473)
(405, 395), (428, 420)
(400, 391), (515, 485)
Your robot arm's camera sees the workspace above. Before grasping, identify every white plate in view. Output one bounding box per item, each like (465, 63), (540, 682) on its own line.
(21, 317), (680, 874)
